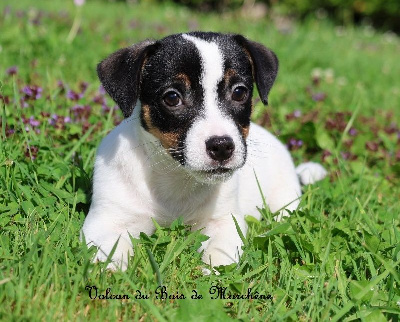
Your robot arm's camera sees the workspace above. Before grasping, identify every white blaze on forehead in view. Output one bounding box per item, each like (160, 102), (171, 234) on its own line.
(182, 34), (224, 116)
(181, 34), (246, 178)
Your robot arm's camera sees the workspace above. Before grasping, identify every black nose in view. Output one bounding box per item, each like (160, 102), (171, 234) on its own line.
(205, 136), (235, 162)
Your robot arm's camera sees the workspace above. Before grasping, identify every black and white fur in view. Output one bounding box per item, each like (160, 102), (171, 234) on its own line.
(82, 32), (326, 270)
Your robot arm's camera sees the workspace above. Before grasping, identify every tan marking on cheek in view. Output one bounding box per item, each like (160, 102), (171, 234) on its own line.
(158, 131), (180, 150)
(239, 99), (253, 139)
(142, 104), (180, 150)
(240, 125), (250, 139)
(175, 73), (191, 88)
(141, 104), (153, 129)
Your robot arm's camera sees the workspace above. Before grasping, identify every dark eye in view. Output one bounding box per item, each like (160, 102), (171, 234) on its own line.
(231, 86), (248, 102)
(163, 91), (182, 107)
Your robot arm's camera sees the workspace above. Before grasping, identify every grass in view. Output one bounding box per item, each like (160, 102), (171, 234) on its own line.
(1, 0), (399, 320)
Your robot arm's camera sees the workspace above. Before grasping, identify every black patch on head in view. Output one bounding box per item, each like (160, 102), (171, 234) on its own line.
(215, 35), (255, 134)
(139, 34), (205, 163)
(97, 32), (278, 119)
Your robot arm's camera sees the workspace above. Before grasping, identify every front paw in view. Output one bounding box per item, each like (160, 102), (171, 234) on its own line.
(201, 244), (241, 267)
(88, 236), (133, 271)
(94, 247), (130, 272)
(199, 216), (245, 268)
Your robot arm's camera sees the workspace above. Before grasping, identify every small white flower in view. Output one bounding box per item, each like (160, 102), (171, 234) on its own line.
(311, 68), (322, 79)
(74, 0), (85, 6)
(324, 68), (334, 83)
(337, 77), (348, 86)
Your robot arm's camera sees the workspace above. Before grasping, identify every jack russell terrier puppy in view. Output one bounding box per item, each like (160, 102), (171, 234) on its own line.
(82, 32), (327, 271)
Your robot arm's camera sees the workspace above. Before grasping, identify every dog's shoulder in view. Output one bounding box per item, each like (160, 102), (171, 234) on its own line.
(96, 117), (140, 164)
(247, 122), (290, 156)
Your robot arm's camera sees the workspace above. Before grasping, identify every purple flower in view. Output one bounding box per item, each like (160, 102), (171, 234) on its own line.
(366, 141), (379, 152)
(384, 122), (398, 134)
(35, 88), (43, 99)
(6, 66), (18, 76)
(25, 145), (39, 160)
(287, 138), (303, 150)
(348, 128), (357, 136)
(312, 92), (327, 102)
(293, 110), (302, 118)
(340, 151), (351, 160)
(67, 90), (83, 101)
(22, 86), (33, 96)
(71, 104), (91, 121)
(20, 98), (29, 108)
(101, 103), (110, 113)
(22, 85), (43, 100)
(29, 116), (40, 127)
(340, 151), (357, 161)
(48, 114), (69, 129)
(48, 115), (57, 126)
(98, 85), (106, 95)
(22, 115), (40, 130)
(57, 80), (65, 91)
(93, 95), (105, 105)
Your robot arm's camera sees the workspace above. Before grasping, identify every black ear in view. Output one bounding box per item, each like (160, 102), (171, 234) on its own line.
(233, 35), (279, 105)
(97, 39), (156, 117)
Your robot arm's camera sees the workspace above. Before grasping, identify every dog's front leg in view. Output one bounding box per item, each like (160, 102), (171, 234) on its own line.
(82, 212), (155, 271)
(198, 215), (246, 267)
(91, 234), (133, 271)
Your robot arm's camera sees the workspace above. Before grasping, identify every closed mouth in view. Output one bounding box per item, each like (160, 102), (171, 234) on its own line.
(190, 166), (236, 184)
(201, 167), (233, 175)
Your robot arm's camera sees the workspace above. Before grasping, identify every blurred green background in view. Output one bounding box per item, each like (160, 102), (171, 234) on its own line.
(120, 0), (400, 32)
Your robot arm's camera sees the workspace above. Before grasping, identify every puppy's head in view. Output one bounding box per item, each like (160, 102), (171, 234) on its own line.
(97, 32), (278, 183)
